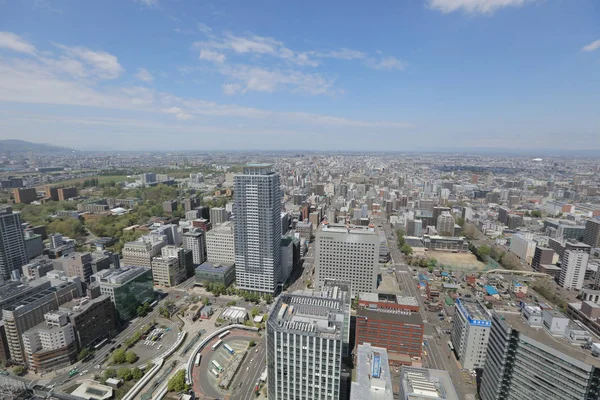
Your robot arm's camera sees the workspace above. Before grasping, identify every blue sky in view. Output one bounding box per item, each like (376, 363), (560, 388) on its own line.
(0, 0), (599, 151)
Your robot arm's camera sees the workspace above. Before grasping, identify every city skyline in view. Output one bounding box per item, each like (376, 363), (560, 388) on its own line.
(1, 0), (599, 151)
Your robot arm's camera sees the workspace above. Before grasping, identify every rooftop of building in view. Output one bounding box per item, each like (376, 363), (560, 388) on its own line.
(0, 279), (51, 302)
(357, 307), (424, 324)
(399, 366), (459, 400)
(351, 343), (393, 400)
(59, 295), (111, 315)
(268, 293), (345, 339)
(359, 292), (419, 307)
(195, 261), (235, 273)
(319, 222), (376, 235)
(498, 311), (600, 368)
(92, 266), (151, 286)
(292, 280), (351, 305)
(2, 282), (75, 313)
(456, 298), (491, 324)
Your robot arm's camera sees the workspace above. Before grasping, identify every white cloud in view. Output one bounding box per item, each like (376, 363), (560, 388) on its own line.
(222, 83), (241, 95)
(54, 43), (124, 79)
(582, 39), (600, 52)
(366, 56), (406, 71)
(193, 28), (319, 67)
(0, 32), (37, 55)
(428, 0), (531, 14)
(219, 64), (337, 95)
(135, 67), (154, 83)
(162, 107), (193, 120)
(133, 0), (159, 8)
(197, 23), (213, 34)
(319, 48), (367, 60)
(199, 49), (226, 63)
(0, 43), (411, 129)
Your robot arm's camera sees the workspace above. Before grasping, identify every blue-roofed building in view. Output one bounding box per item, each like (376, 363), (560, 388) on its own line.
(418, 273), (430, 282)
(484, 285), (499, 298)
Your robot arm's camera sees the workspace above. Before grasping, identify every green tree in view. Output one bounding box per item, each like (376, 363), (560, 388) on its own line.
(126, 351), (138, 364)
(251, 307), (260, 317)
(248, 340), (256, 348)
(112, 348), (127, 364)
(117, 367), (133, 381)
(264, 294), (273, 304)
(12, 365), (26, 376)
(77, 347), (93, 361)
(131, 367), (144, 380)
(401, 243), (413, 255)
(427, 258), (438, 269)
(477, 245), (491, 258)
(103, 368), (117, 381)
(167, 370), (190, 393)
(227, 300), (237, 307)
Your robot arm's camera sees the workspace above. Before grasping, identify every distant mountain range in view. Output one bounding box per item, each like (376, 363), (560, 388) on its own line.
(0, 140), (74, 154)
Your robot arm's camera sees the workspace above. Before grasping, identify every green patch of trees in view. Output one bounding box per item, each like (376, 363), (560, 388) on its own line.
(168, 370), (190, 393)
(137, 302), (151, 318)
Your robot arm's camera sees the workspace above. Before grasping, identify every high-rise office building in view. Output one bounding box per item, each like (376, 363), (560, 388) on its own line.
(315, 223), (379, 296)
(234, 164), (282, 294)
(559, 250), (589, 290)
(531, 247), (555, 272)
(151, 246), (188, 287)
(122, 234), (167, 268)
(183, 229), (207, 265)
(584, 219), (600, 248)
(0, 206), (28, 281)
(12, 188), (37, 204)
(209, 207), (229, 225)
(480, 311), (600, 400)
(267, 292), (346, 400)
(436, 212), (455, 237)
(205, 222), (234, 264)
(451, 299), (491, 370)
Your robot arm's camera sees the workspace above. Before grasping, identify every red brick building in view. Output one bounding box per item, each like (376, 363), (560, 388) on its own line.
(355, 308), (424, 366)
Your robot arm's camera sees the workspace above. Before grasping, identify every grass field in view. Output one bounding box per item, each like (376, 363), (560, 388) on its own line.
(429, 251), (487, 271)
(35, 175), (134, 189)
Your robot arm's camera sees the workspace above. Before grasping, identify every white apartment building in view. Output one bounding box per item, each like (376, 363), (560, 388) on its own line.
(182, 229), (207, 265)
(509, 233), (536, 264)
(267, 292), (346, 400)
(122, 234), (167, 268)
(559, 250), (589, 290)
(206, 221), (235, 264)
(315, 223), (379, 296)
(451, 299), (491, 370)
(234, 164), (282, 294)
(21, 311), (76, 371)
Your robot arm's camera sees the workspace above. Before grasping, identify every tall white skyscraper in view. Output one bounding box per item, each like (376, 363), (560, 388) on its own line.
(0, 206), (28, 281)
(234, 164), (282, 294)
(267, 290), (346, 400)
(559, 249), (589, 290)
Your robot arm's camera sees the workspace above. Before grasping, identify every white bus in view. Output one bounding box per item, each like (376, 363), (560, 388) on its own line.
(218, 330), (230, 339)
(210, 368), (220, 378)
(211, 360), (224, 372)
(223, 343), (235, 355)
(212, 339), (223, 351)
(194, 354), (201, 366)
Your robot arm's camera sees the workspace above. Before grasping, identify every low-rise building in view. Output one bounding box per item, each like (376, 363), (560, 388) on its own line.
(350, 343), (393, 400)
(358, 292), (420, 313)
(421, 235), (469, 252)
(194, 261), (236, 287)
(220, 306), (248, 324)
(398, 366), (459, 400)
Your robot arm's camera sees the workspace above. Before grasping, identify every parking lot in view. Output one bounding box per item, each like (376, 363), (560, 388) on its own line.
(120, 318), (180, 366)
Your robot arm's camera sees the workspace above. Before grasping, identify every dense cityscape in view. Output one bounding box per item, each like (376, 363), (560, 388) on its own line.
(0, 145), (599, 400)
(2, 0), (600, 399)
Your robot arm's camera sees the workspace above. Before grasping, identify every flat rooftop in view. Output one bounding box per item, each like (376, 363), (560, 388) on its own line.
(456, 299), (491, 324)
(499, 312), (600, 369)
(359, 292), (419, 307)
(399, 366), (459, 400)
(351, 343), (393, 400)
(268, 293), (345, 339)
(195, 261), (235, 273)
(357, 307), (424, 324)
(320, 223), (376, 235)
